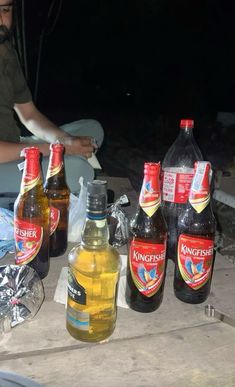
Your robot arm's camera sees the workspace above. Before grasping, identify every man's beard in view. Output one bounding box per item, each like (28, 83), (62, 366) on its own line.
(0, 25), (11, 44)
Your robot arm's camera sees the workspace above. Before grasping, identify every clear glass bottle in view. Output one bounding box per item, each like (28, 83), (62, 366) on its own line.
(162, 119), (203, 262)
(66, 180), (120, 342)
(14, 147), (50, 279)
(44, 143), (70, 257)
(125, 162), (167, 312)
(174, 161), (216, 304)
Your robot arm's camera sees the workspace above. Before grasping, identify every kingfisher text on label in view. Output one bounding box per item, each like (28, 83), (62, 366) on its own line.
(177, 234), (214, 290)
(129, 240), (166, 297)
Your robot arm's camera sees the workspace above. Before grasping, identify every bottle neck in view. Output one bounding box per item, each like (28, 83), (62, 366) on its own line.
(179, 127), (194, 139)
(139, 170), (161, 217)
(20, 156), (43, 195)
(82, 202), (109, 248)
(46, 150), (67, 183)
(189, 162), (211, 214)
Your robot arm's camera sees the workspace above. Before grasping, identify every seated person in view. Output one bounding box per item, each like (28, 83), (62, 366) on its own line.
(0, 1), (104, 198)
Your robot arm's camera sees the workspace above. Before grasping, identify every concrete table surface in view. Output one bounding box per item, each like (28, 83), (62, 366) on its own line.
(0, 247), (234, 387)
(0, 177), (234, 386)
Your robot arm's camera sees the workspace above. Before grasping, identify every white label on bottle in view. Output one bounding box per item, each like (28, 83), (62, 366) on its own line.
(162, 171), (177, 202)
(163, 168), (194, 203)
(67, 305), (89, 331)
(17, 161), (25, 172)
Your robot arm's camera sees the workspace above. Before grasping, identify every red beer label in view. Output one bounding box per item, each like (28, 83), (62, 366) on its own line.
(49, 206), (60, 235)
(20, 163), (40, 195)
(46, 144), (64, 179)
(177, 234), (214, 290)
(46, 161), (63, 179)
(162, 169), (194, 204)
(139, 177), (161, 217)
(129, 240), (166, 297)
(14, 218), (43, 265)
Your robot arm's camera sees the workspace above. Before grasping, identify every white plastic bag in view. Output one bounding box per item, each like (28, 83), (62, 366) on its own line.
(68, 177), (87, 243)
(0, 208), (14, 240)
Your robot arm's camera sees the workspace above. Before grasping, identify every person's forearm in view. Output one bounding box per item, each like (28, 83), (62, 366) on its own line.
(14, 102), (72, 143)
(23, 112), (70, 143)
(0, 141), (49, 163)
(14, 101), (95, 158)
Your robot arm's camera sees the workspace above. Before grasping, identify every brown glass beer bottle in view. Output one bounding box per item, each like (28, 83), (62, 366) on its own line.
(14, 147), (50, 279)
(174, 161), (216, 304)
(125, 162), (167, 312)
(44, 143), (70, 257)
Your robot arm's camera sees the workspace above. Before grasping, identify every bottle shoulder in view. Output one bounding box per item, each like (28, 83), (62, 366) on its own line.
(162, 136), (203, 169)
(44, 180), (70, 192)
(15, 187), (49, 205)
(130, 208), (167, 241)
(178, 207), (217, 235)
(68, 245), (120, 274)
(44, 188), (70, 200)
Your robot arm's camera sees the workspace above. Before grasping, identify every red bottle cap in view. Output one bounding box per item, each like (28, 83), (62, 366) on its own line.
(180, 119), (194, 129)
(21, 146), (40, 158)
(50, 143), (65, 152)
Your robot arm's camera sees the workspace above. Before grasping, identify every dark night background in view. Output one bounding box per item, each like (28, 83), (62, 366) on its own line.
(16, 0), (235, 188)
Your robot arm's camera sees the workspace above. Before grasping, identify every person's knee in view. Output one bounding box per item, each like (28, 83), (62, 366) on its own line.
(64, 156), (95, 194)
(0, 163), (21, 193)
(88, 119), (104, 147)
(60, 119), (104, 148)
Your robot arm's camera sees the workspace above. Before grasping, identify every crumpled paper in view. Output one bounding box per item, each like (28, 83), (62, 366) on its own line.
(0, 265), (44, 331)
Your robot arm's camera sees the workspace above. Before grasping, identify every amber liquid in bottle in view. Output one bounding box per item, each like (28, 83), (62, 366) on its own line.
(66, 181), (120, 342)
(44, 143), (70, 257)
(14, 147), (50, 279)
(126, 162), (167, 313)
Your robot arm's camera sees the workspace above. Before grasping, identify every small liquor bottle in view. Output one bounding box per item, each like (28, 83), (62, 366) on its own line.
(66, 180), (120, 342)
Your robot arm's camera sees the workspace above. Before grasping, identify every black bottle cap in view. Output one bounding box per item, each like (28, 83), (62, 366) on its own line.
(87, 180), (107, 212)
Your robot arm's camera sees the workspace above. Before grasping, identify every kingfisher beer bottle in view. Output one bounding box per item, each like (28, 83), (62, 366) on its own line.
(14, 147), (50, 279)
(125, 162), (167, 312)
(174, 161), (216, 304)
(44, 143), (70, 257)
(162, 119), (203, 262)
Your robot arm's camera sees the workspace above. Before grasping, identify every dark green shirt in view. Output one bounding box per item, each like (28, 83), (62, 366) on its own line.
(0, 41), (32, 143)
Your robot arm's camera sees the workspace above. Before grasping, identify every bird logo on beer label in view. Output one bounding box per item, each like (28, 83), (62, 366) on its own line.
(129, 240), (166, 297)
(177, 234), (214, 290)
(14, 218), (43, 265)
(137, 265), (158, 289)
(185, 259), (205, 281)
(139, 180), (161, 217)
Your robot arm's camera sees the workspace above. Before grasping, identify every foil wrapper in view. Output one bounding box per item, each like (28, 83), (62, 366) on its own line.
(0, 265), (44, 332)
(108, 195), (130, 247)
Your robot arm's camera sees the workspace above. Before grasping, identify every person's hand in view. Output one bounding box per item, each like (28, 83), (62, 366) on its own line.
(60, 136), (98, 159)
